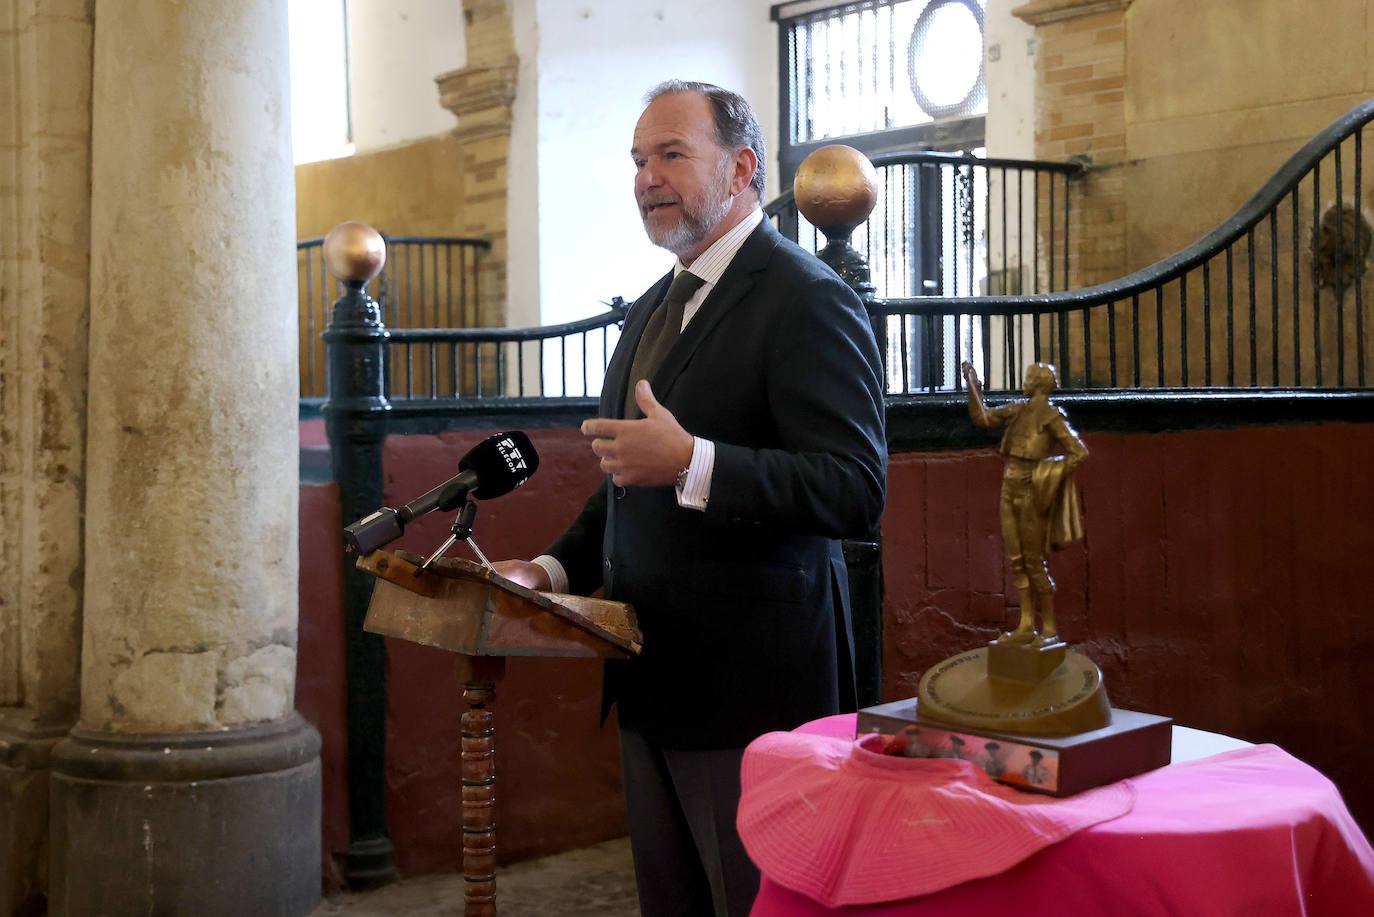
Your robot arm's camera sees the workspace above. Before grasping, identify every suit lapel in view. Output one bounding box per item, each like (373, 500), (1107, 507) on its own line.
(603, 270), (673, 418)
(649, 219), (781, 404)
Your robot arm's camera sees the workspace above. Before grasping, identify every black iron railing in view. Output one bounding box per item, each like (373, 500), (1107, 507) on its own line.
(384, 302), (629, 402)
(298, 234), (490, 398)
(900, 99), (1374, 394)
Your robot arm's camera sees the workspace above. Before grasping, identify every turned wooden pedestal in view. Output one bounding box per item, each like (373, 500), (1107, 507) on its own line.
(459, 656), (502, 914)
(356, 550), (641, 916)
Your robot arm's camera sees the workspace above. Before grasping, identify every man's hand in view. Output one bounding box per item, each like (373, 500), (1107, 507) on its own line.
(491, 559), (551, 591)
(582, 381), (694, 486)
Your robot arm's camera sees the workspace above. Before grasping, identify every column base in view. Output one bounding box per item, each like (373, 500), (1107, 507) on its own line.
(49, 713), (321, 917)
(0, 710), (71, 917)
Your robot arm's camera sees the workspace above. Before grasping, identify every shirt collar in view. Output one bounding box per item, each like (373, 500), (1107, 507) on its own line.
(673, 207), (764, 286)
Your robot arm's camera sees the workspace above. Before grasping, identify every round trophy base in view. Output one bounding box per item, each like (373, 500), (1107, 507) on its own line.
(916, 646), (1111, 737)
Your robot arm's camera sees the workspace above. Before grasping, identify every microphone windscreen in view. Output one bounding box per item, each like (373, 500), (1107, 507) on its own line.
(459, 431), (539, 499)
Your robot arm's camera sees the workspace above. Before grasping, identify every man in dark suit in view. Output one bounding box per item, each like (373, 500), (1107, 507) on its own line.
(495, 80), (886, 917)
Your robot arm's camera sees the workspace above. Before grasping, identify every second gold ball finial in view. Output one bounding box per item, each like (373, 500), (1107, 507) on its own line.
(792, 145), (879, 235)
(322, 221), (386, 283)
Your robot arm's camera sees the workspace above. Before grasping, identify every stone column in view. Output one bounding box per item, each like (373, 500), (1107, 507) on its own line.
(47, 2), (320, 915)
(0, 2), (93, 913)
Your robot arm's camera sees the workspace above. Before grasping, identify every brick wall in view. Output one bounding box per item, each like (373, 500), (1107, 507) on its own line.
(1019, 0), (1131, 292)
(1016, 0), (1131, 383)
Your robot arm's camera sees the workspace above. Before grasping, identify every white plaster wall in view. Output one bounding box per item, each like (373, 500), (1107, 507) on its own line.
(982, 0), (1036, 377)
(984, 0), (1035, 159)
(525, 0), (779, 330)
(349, 0), (465, 152)
(506, 0), (541, 330)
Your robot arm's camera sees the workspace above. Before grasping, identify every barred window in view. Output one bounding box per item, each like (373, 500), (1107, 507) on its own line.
(774, 0), (987, 179)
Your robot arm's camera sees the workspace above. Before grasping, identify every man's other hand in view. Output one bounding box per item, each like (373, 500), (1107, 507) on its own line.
(582, 381), (694, 487)
(491, 559), (551, 591)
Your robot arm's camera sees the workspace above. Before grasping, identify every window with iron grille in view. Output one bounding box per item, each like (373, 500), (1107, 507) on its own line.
(774, 0), (990, 391)
(774, 0), (987, 181)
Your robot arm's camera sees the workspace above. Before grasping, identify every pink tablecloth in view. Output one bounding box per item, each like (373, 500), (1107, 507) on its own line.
(742, 714), (1374, 917)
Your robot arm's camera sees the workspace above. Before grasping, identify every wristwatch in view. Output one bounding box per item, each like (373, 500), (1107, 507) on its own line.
(675, 465), (690, 490)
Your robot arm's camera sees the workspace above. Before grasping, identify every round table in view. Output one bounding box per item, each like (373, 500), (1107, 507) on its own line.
(742, 714), (1374, 917)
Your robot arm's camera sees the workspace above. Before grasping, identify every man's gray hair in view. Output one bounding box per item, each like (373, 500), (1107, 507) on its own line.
(644, 80), (767, 200)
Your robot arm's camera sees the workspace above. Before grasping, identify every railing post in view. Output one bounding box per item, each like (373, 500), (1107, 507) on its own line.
(319, 222), (398, 889)
(794, 146), (886, 709)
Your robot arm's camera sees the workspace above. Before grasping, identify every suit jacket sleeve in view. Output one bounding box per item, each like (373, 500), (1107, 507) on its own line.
(546, 481), (608, 596)
(704, 271), (886, 539)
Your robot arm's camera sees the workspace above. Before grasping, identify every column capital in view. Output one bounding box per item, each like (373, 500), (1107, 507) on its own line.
(1013, 0), (1132, 26)
(435, 56), (518, 142)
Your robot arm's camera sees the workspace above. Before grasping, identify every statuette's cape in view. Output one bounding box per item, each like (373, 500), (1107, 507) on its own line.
(1032, 455), (1084, 550)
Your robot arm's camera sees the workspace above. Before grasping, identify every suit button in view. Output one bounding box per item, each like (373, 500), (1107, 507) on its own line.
(614, 485), (627, 500)
(603, 557), (613, 571)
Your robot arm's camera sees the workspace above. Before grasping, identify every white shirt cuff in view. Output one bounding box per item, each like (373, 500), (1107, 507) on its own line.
(530, 554), (569, 593)
(676, 437), (714, 511)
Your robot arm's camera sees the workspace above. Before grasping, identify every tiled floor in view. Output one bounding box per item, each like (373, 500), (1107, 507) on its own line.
(311, 837), (640, 916)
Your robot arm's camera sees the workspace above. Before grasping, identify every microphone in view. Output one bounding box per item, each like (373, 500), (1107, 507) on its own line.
(343, 431), (539, 554)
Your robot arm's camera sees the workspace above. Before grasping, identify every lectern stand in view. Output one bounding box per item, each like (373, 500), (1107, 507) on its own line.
(355, 549), (641, 916)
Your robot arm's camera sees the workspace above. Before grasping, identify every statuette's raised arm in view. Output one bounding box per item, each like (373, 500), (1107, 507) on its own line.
(962, 361), (994, 427)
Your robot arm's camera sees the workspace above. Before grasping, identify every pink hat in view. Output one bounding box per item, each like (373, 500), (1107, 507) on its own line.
(738, 731), (1136, 907)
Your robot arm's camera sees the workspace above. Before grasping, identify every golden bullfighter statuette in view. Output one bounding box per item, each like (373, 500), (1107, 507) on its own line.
(915, 361), (1108, 737)
(862, 367), (1174, 790)
(963, 360), (1087, 646)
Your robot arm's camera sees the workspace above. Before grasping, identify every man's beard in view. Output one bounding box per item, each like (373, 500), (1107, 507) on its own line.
(640, 158), (734, 257)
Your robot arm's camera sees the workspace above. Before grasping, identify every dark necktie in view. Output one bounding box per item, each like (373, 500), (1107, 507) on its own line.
(623, 270), (705, 418)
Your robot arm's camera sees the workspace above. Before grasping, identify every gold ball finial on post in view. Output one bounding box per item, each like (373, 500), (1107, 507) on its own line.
(323, 221), (387, 283)
(793, 145), (879, 298)
(793, 144), (879, 239)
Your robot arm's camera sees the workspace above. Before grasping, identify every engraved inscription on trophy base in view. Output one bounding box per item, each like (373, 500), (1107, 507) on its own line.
(917, 646), (1111, 737)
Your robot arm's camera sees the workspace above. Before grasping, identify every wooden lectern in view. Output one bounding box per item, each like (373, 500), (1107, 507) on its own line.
(355, 549), (641, 916)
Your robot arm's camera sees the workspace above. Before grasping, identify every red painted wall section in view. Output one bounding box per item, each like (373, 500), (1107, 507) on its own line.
(882, 422), (1374, 834)
(296, 482), (350, 891)
(379, 428), (624, 875)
